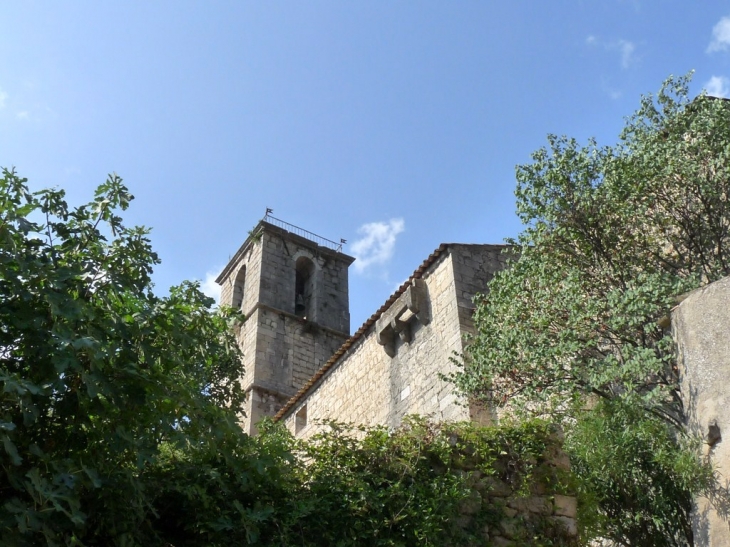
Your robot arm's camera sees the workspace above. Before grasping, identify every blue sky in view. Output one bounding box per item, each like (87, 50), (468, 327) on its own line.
(2, 2), (730, 330)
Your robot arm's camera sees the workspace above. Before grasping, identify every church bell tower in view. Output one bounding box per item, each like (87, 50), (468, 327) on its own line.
(216, 214), (354, 435)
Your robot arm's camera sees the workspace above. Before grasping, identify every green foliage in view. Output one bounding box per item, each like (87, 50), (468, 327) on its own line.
(141, 416), (570, 547)
(453, 74), (723, 545)
(146, 421), (301, 546)
(0, 169), (246, 545)
(247, 226), (263, 244)
(257, 417), (566, 547)
(292, 418), (469, 546)
(0, 170), (571, 546)
(569, 400), (712, 546)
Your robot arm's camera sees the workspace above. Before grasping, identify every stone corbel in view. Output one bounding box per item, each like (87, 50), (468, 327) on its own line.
(392, 317), (411, 343)
(406, 278), (430, 326)
(376, 279), (430, 357)
(377, 325), (396, 357)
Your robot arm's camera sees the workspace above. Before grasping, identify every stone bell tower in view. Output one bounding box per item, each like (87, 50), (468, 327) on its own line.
(216, 214), (354, 435)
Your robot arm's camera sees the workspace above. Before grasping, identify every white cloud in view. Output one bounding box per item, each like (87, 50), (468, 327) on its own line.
(15, 111), (28, 120)
(200, 269), (222, 303)
(586, 36), (637, 69)
(705, 75), (730, 98)
(617, 40), (636, 69)
(351, 218), (405, 275)
(608, 88), (622, 100)
(708, 16), (730, 53)
(0, 89), (7, 109)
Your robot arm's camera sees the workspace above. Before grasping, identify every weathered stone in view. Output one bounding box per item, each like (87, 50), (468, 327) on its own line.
(531, 479), (548, 495)
(482, 477), (513, 497)
(674, 276), (730, 547)
(502, 506), (518, 518)
(459, 490), (482, 515)
(499, 518), (519, 539)
(216, 220), (353, 435)
(551, 451), (571, 471)
(552, 516), (578, 537)
(554, 495), (577, 518)
(507, 496), (552, 515)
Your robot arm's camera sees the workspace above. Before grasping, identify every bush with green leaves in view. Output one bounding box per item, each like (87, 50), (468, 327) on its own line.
(569, 399), (710, 546)
(255, 417), (569, 547)
(452, 74), (722, 545)
(147, 417), (572, 547)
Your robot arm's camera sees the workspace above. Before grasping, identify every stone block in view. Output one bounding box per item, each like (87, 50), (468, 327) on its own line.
(673, 276), (730, 547)
(551, 451), (571, 470)
(553, 495), (577, 518)
(502, 506), (518, 518)
(459, 490), (482, 515)
(552, 516), (577, 537)
(482, 477), (512, 497)
(507, 496), (552, 516)
(499, 518), (519, 539)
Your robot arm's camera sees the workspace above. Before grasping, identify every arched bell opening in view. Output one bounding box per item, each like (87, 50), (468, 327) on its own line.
(232, 265), (246, 310)
(294, 257), (315, 319)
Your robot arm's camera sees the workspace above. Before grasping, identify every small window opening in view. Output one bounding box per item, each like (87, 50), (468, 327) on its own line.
(295, 405), (308, 433)
(294, 257), (315, 318)
(232, 266), (246, 310)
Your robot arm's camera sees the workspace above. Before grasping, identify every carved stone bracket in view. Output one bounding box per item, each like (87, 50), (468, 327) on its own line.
(376, 279), (430, 357)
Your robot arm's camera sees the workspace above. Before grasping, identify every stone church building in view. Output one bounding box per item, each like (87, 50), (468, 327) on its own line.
(213, 211), (730, 544)
(216, 215), (509, 437)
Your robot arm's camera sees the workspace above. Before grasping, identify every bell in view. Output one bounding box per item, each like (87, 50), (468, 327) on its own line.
(295, 294), (306, 316)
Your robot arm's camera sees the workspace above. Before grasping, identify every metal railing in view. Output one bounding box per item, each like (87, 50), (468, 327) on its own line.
(263, 210), (345, 253)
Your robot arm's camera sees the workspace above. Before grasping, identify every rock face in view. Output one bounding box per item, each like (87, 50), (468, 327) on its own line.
(673, 276), (730, 547)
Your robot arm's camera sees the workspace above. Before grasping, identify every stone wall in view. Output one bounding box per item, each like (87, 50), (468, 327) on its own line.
(245, 307), (348, 399)
(451, 430), (578, 546)
(244, 307), (348, 434)
(450, 244), (513, 335)
(281, 244), (508, 437)
(674, 276), (730, 547)
(219, 247), (259, 315)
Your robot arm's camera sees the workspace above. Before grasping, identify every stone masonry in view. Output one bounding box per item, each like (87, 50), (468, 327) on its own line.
(673, 276), (730, 547)
(216, 219), (354, 435)
(217, 220), (579, 544)
(451, 430), (578, 545)
(275, 244), (511, 437)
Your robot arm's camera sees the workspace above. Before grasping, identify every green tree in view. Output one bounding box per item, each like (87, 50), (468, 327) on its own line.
(453, 74), (721, 545)
(0, 169), (579, 547)
(0, 169), (247, 545)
